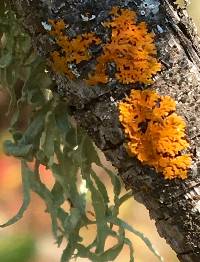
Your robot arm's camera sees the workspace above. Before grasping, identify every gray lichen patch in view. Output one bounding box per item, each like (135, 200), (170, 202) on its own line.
(139, 0), (160, 16)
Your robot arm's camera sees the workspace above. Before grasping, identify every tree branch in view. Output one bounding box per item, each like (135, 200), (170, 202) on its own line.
(12, 1), (200, 261)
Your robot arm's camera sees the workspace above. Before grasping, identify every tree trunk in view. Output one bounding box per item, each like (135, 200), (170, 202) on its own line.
(12, 1), (200, 261)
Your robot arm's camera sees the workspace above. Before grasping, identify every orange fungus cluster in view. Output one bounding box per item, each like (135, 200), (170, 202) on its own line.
(87, 7), (161, 85)
(118, 90), (192, 179)
(49, 19), (101, 79)
(49, 7), (161, 85)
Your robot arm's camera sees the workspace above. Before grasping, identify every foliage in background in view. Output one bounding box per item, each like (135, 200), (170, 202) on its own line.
(0, 235), (35, 262)
(0, 1), (163, 261)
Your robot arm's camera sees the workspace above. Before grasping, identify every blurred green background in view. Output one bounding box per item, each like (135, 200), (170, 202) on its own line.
(0, 1), (199, 261)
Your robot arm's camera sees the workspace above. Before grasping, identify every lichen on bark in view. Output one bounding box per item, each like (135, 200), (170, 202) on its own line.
(12, 0), (200, 261)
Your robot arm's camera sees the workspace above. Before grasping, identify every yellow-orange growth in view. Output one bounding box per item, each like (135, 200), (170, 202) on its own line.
(87, 7), (161, 85)
(49, 7), (161, 85)
(118, 89), (191, 179)
(49, 19), (101, 79)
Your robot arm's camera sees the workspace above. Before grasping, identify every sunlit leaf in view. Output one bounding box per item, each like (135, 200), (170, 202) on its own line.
(103, 167), (121, 202)
(86, 173), (108, 253)
(80, 135), (101, 166)
(91, 170), (109, 204)
(41, 111), (57, 160)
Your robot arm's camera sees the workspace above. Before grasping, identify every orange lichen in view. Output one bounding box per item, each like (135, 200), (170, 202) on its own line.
(86, 7), (161, 85)
(49, 19), (101, 79)
(48, 8), (161, 85)
(49, 19), (65, 36)
(118, 89), (191, 179)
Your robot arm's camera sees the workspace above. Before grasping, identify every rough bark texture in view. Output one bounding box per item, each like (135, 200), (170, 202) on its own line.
(12, 0), (200, 261)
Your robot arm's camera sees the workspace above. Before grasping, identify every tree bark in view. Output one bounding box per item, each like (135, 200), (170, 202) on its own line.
(12, 1), (200, 261)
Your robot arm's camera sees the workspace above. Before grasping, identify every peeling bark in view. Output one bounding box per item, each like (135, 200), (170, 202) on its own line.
(12, 1), (200, 261)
